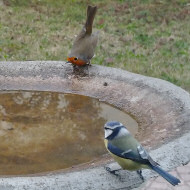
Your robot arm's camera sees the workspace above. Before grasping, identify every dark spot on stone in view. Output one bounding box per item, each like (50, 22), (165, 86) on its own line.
(103, 82), (108, 86)
(8, 128), (14, 130)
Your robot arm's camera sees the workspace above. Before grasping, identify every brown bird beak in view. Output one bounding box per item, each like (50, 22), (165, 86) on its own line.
(66, 57), (71, 64)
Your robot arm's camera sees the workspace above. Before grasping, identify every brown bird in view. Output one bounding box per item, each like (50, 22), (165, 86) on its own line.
(67, 5), (98, 66)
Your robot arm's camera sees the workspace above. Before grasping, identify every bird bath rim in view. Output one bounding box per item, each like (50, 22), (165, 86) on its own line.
(0, 61), (190, 190)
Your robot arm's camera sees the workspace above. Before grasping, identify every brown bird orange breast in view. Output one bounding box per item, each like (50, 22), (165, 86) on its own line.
(67, 57), (87, 66)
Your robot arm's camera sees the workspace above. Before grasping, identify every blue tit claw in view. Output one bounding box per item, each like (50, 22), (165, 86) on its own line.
(105, 166), (120, 177)
(137, 170), (144, 181)
(105, 166), (111, 172)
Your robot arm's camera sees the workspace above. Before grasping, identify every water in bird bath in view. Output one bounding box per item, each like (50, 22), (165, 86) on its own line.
(0, 91), (138, 175)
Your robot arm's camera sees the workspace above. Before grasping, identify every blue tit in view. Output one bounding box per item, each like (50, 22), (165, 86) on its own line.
(104, 121), (181, 186)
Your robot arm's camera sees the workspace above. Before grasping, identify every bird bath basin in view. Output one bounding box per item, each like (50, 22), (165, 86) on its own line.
(0, 91), (137, 175)
(0, 61), (190, 190)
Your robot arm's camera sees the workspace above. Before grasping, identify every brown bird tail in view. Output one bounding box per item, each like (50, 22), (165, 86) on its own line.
(85, 5), (97, 35)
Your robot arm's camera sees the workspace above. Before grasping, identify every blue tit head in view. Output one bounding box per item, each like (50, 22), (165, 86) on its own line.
(104, 121), (130, 140)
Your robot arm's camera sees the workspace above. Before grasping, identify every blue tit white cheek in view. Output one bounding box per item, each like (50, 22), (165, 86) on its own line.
(105, 129), (113, 139)
(115, 128), (129, 139)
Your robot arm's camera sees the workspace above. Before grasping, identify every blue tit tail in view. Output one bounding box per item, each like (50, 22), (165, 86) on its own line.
(150, 165), (180, 186)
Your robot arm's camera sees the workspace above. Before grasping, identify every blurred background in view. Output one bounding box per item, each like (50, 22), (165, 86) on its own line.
(0, 0), (189, 91)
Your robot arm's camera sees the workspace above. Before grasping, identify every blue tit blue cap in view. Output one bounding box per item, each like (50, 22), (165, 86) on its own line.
(106, 121), (121, 127)
(104, 121), (125, 130)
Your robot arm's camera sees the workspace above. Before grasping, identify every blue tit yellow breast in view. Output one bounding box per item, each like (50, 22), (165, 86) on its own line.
(104, 139), (149, 171)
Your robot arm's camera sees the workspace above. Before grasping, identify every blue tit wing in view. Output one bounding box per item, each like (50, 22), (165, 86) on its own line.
(137, 144), (158, 166)
(108, 142), (157, 166)
(108, 142), (180, 186)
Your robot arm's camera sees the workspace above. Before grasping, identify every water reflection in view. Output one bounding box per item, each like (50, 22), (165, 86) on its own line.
(0, 91), (138, 175)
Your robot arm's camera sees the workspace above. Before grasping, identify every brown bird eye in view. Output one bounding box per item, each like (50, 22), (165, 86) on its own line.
(74, 57), (78, 60)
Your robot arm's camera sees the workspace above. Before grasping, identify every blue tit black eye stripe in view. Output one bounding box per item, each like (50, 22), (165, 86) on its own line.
(106, 127), (121, 140)
(104, 127), (112, 130)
